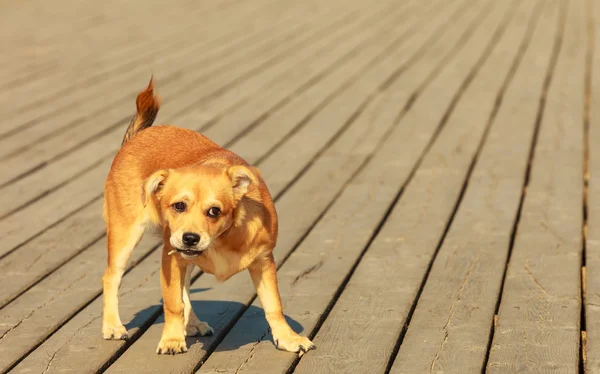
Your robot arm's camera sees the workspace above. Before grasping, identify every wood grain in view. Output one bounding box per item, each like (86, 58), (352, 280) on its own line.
(0, 0), (404, 309)
(7, 0), (430, 372)
(106, 1), (488, 372)
(486, 0), (586, 371)
(295, 0), (543, 373)
(585, 0), (600, 370)
(0, 0), (592, 372)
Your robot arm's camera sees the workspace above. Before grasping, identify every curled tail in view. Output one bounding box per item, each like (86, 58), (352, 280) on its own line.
(121, 77), (160, 146)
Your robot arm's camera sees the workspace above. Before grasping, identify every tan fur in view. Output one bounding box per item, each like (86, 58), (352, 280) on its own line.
(102, 79), (314, 355)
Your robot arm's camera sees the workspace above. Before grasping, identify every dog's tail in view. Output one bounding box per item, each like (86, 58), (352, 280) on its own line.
(121, 77), (160, 146)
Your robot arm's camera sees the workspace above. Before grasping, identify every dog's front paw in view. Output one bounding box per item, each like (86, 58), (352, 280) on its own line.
(186, 320), (214, 337)
(273, 332), (315, 357)
(102, 323), (128, 340)
(156, 337), (188, 355)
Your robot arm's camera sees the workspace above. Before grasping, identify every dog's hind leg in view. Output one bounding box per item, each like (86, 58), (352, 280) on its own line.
(102, 219), (145, 340)
(183, 264), (213, 337)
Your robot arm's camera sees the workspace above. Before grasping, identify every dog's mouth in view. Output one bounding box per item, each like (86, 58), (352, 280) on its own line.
(177, 248), (203, 258)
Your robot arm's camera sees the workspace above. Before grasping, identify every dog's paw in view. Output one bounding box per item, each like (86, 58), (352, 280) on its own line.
(186, 321), (214, 337)
(102, 324), (128, 340)
(156, 337), (188, 355)
(273, 332), (316, 357)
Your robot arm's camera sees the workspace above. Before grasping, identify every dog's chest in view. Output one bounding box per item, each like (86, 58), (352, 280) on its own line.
(193, 246), (252, 282)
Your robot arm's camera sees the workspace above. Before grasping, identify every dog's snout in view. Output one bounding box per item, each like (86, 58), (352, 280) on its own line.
(182, 232), (200, 246)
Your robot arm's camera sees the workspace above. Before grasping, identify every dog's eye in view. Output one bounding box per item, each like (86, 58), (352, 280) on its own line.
(207, 207), (221, 218)
(172, 202), (187, 212)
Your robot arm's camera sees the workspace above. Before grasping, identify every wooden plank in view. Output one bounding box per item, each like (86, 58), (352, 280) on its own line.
(104, 0), (485, 371)
(0, 4), (364, 183)
(5, 239), (166, 374)
(0, 2), (346, 180)
(0, 0), (185, 68)
(216, 1), (539, 373)
(174, 0), (420, 140)
(0, 0), (412, 308)
(0, 3), (368, 259)
(0, 234), (163, 372)
(0, 0), (410, 310)
(0, 199), (104, 308)
(585, 0), (600, 369)
(0, 0), (206, 79)
(0, 0), (403, 264)
(0, 0), (378, 221)
(0, 0), (259, 115)
(0, 0), (263, 120)
(7, 1), (454, 372)
(0, 0), (423, 370)
(0, 0), (294, 147)
(227, 0), (482, 198)
(0, 64), (57, 92)
(390, 1), (568, 373)
(292, 0), (549, 372)
(197, 1), (531, 373)
(485, 0), (586, 371)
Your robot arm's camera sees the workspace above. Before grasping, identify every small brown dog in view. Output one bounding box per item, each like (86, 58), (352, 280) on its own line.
(102, 78), (315, 355)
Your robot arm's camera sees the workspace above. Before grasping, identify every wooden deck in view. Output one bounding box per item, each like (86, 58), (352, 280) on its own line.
(0, 0), (597, 372)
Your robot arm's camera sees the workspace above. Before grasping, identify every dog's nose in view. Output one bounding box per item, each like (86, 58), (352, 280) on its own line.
(182, 232), (200, 247)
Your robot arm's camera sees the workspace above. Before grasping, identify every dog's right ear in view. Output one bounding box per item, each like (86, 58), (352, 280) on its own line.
(142, 170), (169, 207)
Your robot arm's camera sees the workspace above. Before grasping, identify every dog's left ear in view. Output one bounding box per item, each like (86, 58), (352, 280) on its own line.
(227, 165), (259, 202)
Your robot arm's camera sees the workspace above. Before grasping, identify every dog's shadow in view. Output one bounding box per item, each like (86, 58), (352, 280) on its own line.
(126, 287), (305, 353)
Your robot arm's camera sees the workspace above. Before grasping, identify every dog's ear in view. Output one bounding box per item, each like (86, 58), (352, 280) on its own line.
(142, 169), (169, 207)
(227, 166), (258, 202)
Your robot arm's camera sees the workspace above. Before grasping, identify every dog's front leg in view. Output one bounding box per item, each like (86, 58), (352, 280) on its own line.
(183, 264), (214, 337)
(156, 244), (188, 354)
(248, 253), (315, 356)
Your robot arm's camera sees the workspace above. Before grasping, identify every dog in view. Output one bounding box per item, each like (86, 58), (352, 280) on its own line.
(101, 78), (315, 355)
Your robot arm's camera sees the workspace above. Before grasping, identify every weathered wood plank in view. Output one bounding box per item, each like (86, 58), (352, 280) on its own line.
(0, 0), (386, 222)
(0, 0), (202, 78)
(290, 0), (544, 373)
(585, 0), (600, 370)
(0, 0), (193, 69)
(486, 0), (586, 371)
(387, 1), (566, 373)
(105, 0), (484, 371)
(5, 239), (166, 374)
(7, 1), (448, 371)
(0, 0), (407, 315)
(0, 0), (263, 117)
(229, 0), (482, 199)
(0, 0), (302, 151)
(1, 1), (421, 371)
(0, 0), (408, 309)
(0, 233), (163, 373)
(0, 9), (373, 222)
(0, 3), (348, 184)
(0, 3), (370, 260)
(177, 0), (419, 146)
(1, 2), (586, 374)
(0, 199), (104, 308)
(198, 0), (531, 372)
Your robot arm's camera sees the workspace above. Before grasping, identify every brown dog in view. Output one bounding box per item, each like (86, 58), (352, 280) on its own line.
(102, 78), (315, 355)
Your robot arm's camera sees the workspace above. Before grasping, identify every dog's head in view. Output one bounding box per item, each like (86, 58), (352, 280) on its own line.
(142, 164), (259, 258)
